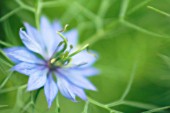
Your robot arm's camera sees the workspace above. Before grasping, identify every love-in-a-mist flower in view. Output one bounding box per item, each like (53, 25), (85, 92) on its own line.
(3, 16), (99, 108)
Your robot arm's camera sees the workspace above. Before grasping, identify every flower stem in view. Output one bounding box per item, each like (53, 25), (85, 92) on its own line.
(32, 88), (42, 113)
(82, 101), (89, 113)
(120, 61), (138, 101)
(55, 96), (60, 113)
(33, 88), (42, 104)
(87, 97), (122, 113)
(35, 0), (42, 29)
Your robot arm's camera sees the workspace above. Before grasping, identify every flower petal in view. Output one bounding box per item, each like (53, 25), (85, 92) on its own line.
(71, 67), (100, 77)
(58, 69), (96, 91)
(70, 84), (87, 101)
(24, 23), (45, 50)
(57, 75), (76, 101)
(27, 68), (48, 91)
(19, 29), (45, 56)
(3, 47), (22, 63)
(52, 20), (62, 31)
(12, 62), (44, 76)
(64, 29), (78, 48)
(40, 16), (62, 58)
(71, 50), (97, 67)
(3, 47), (44, 64)
(44, 74), (58, 108)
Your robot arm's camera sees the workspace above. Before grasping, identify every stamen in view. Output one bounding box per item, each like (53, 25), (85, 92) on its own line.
(69, 44), (89, 57)
(86, 46), (98, 58)
(69, 44), (73, 52)
(50, 58), (56, 64)
(68, 62), (88, 68)
(76, 62), (88, 67)
(60, 44), (89, 63)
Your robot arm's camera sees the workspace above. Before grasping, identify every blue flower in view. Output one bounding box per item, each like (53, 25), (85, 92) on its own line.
(3, 16), (99, 108)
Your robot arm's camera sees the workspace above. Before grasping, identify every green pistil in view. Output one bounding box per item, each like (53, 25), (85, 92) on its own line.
(53, 32), (68, 58)
(52, 26), (90, 68)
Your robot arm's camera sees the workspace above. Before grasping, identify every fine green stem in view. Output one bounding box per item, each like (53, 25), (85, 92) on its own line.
(0, 0), (35, 22)
(142, 106), (170, 113)
(82, 101), (89, 113)
(120, 61), (138, 100)
(20, 101), (33, 113)
(122, 20), (169, 38)
(35, 0), (42, 30)
(97, 0), (111, 18)
(127, 0), (153, 15)
(42, 0), (65, 8)
(0, 50), (13, 66)
(123, 100), (158, 110)
(147, 6), (170, 17)
(106, 100), (158, 110)
(0, 7), (22, 22)
(0, 40), (13, 47)
(104, 61), (160, 111)
(74, 2), (96, 20)
(1, 0), (169, 113)
(106, 100), (124, 107)
(55, 96), (60, 113)
(0, 71), (13, 89)
(0, 84), (27, 94)
(87, 97), (122, 113)
(119, 0), (130, 22)
(15, 0), (35, 12)
(33, 88), (42, 107)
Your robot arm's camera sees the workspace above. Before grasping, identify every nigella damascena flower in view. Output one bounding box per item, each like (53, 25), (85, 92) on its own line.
(3, 16), (99, 108)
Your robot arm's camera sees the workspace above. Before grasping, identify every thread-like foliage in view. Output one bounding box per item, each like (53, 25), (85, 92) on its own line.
(1, 0), (170, 113)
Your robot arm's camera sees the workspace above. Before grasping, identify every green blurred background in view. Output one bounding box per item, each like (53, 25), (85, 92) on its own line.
(1, 0), (170, 113)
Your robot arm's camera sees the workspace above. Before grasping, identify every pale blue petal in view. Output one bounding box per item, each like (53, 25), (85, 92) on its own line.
(3, 47), (44, 64)
(67, 75), (96, 90)
(12, 62), (44, 76)
(27, 68), (48, 91)
(71, 50), (97, 67)
(58, 69), (96, 90)
(81, 67), (100, 77)
(70, 85), (87, 101)
(19, 29), (45, 57)
(52, 20), (62, 31)
(71, 67), (100, 77)
(40, 16), (62, 58)
(64, 29), (78, 48)
(24, 23), (45, 50)
(3, 47), (22, 63)
(44, 74), (58, 108)
(57, 75), (76, 101)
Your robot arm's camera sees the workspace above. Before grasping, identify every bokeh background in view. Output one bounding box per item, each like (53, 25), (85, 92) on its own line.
(1, 0), (170, 113)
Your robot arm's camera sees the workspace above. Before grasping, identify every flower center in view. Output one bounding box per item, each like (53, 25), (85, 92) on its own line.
(47, 59), (57, 70)
(47, 56), (70, 71)
(46, 28), (90, 70)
